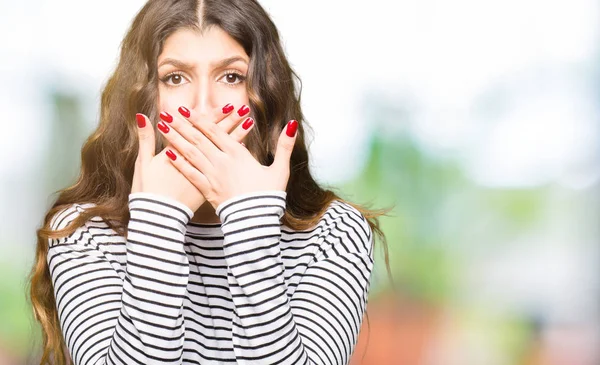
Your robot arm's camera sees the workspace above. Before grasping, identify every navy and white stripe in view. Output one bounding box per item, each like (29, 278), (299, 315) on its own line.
(47, 190), (374, 364)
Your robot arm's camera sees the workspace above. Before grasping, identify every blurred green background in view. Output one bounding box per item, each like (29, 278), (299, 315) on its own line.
(1, 0), (599, 364)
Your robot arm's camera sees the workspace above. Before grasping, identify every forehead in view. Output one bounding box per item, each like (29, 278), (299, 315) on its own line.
(158, 26), (248, 64)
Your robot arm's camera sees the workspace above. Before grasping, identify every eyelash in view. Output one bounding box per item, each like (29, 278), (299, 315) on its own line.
(160, 70), (247, 88)
(222, 70), (247, 87)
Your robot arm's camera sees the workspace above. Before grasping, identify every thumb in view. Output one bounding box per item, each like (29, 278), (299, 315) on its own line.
(132, 113), (155, 194)
(272, 119), (298, 172)
(136, 113), (156, 164)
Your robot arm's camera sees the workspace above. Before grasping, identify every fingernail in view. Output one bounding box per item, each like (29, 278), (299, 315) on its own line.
(178, 106), (190, 118)
(160, 111), (173, 123)
(222, 103), (234, 114)
(136, 113), (146, 128)
(286, 120), (298, 137)
(166, 149), (177, 161)
(237, 105), (250, 117)
(242, 117), (254, 130)
(158, 121), (170, 134)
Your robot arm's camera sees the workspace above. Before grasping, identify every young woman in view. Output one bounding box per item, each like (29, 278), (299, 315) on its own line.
(29, 0), (391, 364)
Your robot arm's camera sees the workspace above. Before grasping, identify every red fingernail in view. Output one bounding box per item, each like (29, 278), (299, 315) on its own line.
(166, 150), (177, 161)
(158, 121), (170, 134)
(178, 106), (190, 118)
(136, 113), (146, 128)
(286, 120), (298, 137)
(237, 105), (250, 117)
(222, 103), (234, 114)
(160, 111), (173, 123)
(242, 117), (254, 130)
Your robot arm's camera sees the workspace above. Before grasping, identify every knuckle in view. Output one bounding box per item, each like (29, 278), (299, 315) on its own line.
(219, 117), (236, 132)
(280, 140), (293, 152)
(191, 132), (205, 146)
(182, 145), (199, 160)
(228, 129), (242, 142)
(189, 172), (204, 187)
(203, 121), (218, 136)
(138, 130), (151, 140)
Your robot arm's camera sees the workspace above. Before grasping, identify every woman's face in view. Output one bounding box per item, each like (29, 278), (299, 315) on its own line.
(157, 26), (250, 127)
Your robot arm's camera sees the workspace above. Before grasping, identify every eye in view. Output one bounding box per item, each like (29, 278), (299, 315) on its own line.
(160, 72), (189, 87)
(219, 70), (247, 87)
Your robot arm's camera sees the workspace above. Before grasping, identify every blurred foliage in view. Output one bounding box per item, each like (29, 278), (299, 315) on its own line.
(44, 89), (88, 195)
(341, 128), (547, 305)
(0, 89), (89, 362)
(341, 133), (463, 303)
(0, 265), (38, 359)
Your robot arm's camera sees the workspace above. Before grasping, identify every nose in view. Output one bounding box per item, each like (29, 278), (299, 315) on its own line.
(190, 75), (216, 120)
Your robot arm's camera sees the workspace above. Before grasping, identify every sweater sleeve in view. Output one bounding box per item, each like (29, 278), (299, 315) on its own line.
(47, 192), (194, 365)
(216, 191), (374, 365)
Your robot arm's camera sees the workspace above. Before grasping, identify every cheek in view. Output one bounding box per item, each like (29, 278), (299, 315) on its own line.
(238, 91), (250, 105)
(217, 88), (249, 108)
(158, 87), (190, 112)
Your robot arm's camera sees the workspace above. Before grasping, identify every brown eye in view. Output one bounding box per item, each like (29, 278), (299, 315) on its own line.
(225, 74), (238, 83)
(160, 72), (188, 87)
(220, 71), (247, 87)
(170, 74), (183, 85)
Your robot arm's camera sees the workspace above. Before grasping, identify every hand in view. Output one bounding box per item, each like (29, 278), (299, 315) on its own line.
(131, 106), (253, 213)
(159, 104), (298, 210)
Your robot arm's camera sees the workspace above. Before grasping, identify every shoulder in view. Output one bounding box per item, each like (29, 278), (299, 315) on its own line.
(313, 199), (373, 260)
(49, 202), (97, 231)
(48, 202), (99, 248)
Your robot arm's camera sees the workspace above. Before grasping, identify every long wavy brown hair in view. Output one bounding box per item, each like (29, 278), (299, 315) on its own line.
(28, 0), (394, 364)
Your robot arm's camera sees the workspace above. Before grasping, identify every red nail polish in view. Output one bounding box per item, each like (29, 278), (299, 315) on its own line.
(222, 103), (234, 114)
(158, 121), (170, 134)
(160, 111), (173, 123)
(178, 106), (190, 118)
(286, 120), (298, 137)
(136, 113), (146, 128)
(242, 117), (254, 130)
(237, 105), (250, 117)
(166, 150), (177, 161)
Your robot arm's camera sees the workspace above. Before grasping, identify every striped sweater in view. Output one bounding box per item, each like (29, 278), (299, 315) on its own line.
(47, 190), (374, 365)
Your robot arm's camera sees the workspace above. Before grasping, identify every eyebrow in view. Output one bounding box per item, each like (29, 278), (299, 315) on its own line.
(158, 56), (248, 70)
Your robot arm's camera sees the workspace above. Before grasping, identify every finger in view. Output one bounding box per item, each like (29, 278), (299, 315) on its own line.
(136, 113), (155, 164)
(272, 119), (298, 171)
(176, 103), (235, 130)
(193, 115), (242, 154)
(164, 148), (211, 196)
(229, 117), (255, 144)
(163, 110), (224, 158)
(132, 113), (154, 193)
(178, 105), (255, 147)
(215, 103), (252, 132)
(175, 104), (250, 153)
(176, 103), (251, 136)
(156, 114), (217, 178)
